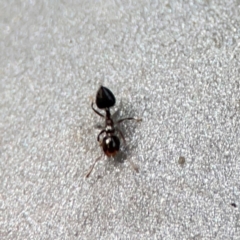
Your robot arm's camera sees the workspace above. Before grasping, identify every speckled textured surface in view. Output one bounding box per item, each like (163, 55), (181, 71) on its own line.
(0, 1), (240, 239)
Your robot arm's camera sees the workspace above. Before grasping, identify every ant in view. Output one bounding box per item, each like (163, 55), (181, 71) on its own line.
(86, 86), (142, 178)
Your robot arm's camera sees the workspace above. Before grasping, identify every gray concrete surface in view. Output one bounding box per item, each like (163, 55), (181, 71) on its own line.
(0, 0), (240, 239)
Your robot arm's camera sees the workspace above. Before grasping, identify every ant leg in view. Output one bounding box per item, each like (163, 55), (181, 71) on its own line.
(91, 102), (104, 118)
(97, 129), (106, 142)
(117, 117), (142, 124)
(115, 129), (139, 173)
(86, 155), (102, 178)
(127, 158), (139, 173)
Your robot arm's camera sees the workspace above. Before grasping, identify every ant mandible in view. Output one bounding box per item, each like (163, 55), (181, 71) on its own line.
(86, 86), (142, 178)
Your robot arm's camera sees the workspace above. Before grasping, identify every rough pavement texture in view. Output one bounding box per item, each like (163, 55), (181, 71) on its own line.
(0, 1), (240, 239)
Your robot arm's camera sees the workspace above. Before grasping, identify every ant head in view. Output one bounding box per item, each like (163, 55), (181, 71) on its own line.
(96, 86), (116, 109)
(102, 135), (120, 157)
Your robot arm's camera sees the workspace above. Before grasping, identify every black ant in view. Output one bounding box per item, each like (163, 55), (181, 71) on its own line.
(86, 86), (142, 178)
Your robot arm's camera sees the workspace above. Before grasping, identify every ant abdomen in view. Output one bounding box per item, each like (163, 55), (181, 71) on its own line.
(96, 86), (116, 109)
(102, 135), (120, 157)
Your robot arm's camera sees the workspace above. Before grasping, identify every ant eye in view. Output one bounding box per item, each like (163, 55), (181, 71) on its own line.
(96, 86), (116, 109)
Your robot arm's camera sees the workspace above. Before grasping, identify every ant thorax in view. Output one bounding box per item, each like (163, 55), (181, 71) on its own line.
(105, 125), (115, 133)
(105, 118), (115, 134)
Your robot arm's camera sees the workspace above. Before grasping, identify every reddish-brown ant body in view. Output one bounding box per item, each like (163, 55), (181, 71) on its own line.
(86, 86), (141, 178)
